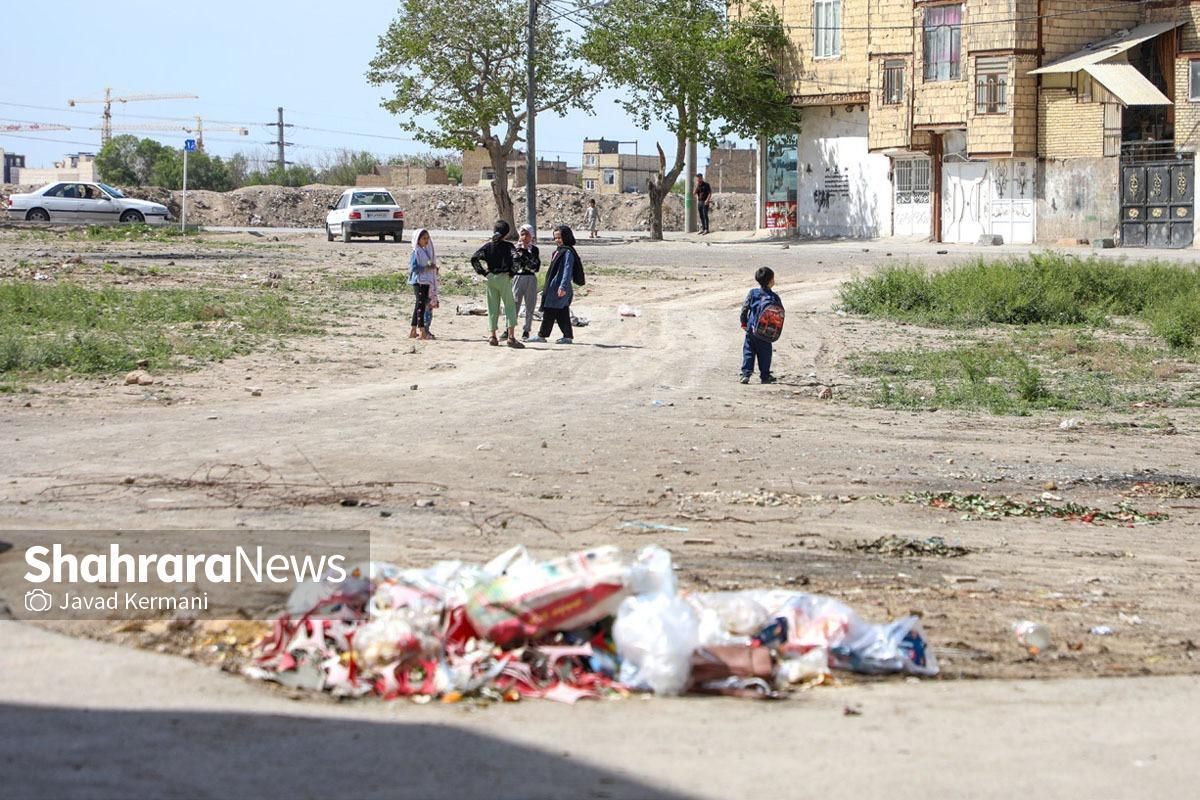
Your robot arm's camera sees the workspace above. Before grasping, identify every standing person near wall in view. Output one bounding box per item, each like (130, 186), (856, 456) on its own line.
(694, 173), (713, 235)
(512, 224), (541, 341)
(470, 220), (525, 348)
(585, 198), (600, 239)
(408, 228), (439, 340)
(528, 224), (580, 345)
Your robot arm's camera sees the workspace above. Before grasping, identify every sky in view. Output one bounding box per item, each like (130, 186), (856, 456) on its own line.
(0, 1), (747, 172)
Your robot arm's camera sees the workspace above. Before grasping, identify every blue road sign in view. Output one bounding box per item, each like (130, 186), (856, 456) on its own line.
(184, 139), (197, 152)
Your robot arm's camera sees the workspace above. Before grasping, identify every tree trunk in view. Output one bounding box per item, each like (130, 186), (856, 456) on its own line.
(485, 140), (516, 236)
(648, 186), (665, 240)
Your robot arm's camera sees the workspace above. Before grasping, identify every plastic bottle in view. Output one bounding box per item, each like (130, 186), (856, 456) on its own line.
(1013, 620), (1051, 655)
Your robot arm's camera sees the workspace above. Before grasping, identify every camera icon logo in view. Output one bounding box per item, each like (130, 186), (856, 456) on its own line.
(24, 589), (53, 613)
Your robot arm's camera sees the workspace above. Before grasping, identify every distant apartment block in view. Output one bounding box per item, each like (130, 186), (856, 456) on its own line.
(462, 147), (576, 188)
(12, 152), (97, 185)
(0, 149), (27, 184)
(582, 138), (660, 194)
(706, 144), (757, 193)
(356, 162), (449, 187)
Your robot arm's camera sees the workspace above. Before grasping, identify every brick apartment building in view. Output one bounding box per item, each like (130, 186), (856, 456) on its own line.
(754, 0), (1200, 247)
(461, 148), (576, 188)
(707, 144), (757, 193)
(356, 163), (449, 187)
(581, 138), (660, 193)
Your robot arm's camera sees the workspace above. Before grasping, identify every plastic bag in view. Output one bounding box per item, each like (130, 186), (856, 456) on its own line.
(466, 546), (630, 646)
(613, 592), (699, 695)
(613, 546), (699, 695)
(691, 592), (772, 646)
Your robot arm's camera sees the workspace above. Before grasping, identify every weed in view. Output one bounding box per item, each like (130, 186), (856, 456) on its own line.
(840, 254), (1200, 348)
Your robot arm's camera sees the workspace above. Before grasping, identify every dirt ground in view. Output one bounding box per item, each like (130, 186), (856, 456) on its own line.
(2, 226), (1198, 677)
(0, 227), (1198, 795)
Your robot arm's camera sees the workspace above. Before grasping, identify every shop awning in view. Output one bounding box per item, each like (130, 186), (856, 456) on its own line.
(1083, 63), (1171, 106)
(1029, 20), (1184, 74)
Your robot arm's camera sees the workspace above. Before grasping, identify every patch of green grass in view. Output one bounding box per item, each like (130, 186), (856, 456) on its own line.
(0, 280), (320, 377)
(847, 341), (1182, 414)
(839, 253), (1200, 348)
(337, 269), (476, 296)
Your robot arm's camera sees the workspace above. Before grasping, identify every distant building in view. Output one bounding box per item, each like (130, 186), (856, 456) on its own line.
(706, 144), (756, 193)
(0, 150), (27, 184)
(356, 162), (449, 187)
(13, 152), (97, 185)
(461, 147), (575, 188)
(582, 138), (659, 194)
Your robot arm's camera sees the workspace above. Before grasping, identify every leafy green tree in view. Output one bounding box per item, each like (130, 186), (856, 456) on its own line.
(367, 0), (595, 232)
(583, 0), (798, 238)
(243, 164), (318, 188)
(150, 149), (234, 191)
(227, 152), (250, 187)
(94, 135), (141, 185)
(315, 150), (381, 186)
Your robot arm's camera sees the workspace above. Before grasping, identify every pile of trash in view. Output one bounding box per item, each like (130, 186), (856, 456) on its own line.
(246, 545), (937, 703)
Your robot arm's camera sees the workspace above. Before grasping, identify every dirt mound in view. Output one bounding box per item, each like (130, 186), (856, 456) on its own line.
(3, 182), (756, 231)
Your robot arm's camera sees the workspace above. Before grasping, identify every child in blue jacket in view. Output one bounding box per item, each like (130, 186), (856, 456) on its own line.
(740, 267), (781, 384)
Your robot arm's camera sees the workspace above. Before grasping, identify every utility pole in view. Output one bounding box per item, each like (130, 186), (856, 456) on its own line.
(267, 107), (293, 172)
(525, 0), (538, 234)
(684, 119), (697, 233)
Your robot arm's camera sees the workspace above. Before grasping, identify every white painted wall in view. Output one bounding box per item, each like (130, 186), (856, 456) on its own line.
(795, 105), (892, 238)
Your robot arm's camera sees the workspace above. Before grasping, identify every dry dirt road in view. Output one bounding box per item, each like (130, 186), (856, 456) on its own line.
(1, 228), (1197, 797)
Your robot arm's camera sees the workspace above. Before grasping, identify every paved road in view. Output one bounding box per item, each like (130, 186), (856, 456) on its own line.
(1, 621), (1194, 800)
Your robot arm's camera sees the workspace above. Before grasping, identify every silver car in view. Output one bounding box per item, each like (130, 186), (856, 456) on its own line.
(4, 182), (170, 224)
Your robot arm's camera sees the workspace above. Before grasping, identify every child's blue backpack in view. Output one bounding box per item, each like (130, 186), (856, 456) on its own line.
(751, 296), (785, 342)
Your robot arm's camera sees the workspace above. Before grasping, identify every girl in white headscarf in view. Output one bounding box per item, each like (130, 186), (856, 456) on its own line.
(408, 228), (439, 340)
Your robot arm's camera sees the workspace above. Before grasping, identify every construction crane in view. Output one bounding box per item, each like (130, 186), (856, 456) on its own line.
(0, 122), (71, 133)
(67, 88), (199, 145)
(98, 117), (249, 151)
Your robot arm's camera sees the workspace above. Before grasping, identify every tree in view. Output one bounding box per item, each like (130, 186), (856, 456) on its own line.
(94, 135), (141, 185)
(367, 0), (595, 232)
(315, 149), (381, 186)
(583, 0), (798, 239)
(243, 164), (318, 188)
(150, 149), (234, 191)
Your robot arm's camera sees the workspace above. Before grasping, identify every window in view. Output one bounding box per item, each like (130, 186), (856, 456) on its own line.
(584, 178), (596, 190)
(603, 168), (616, 185)
(44, 183), (69, 198)
(350, 191), (396, 206)
(923, 4), (962, 82)
(882, 59), (905, 105)
(813, 0), (841, 59)
(975, 56), (1008, 114)
(585, 154), (597, 166)
(1191, 60), (1200, 101)
(894, 158), (931, 205)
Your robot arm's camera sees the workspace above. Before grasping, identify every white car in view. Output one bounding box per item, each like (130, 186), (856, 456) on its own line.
(326, 187), (405, 243)
(5, 181), (170, 224)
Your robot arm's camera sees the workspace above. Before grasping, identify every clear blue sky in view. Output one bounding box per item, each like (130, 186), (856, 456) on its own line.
(0, 0), (746, 172)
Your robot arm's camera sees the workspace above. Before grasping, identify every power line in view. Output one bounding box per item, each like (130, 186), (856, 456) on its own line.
(0, 132), (99, 147)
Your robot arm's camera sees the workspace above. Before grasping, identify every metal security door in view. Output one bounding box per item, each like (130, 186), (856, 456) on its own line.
(942, 161), (988, 244)
(1121, 158), (1193, 248)
(989, 159), (1035, 244)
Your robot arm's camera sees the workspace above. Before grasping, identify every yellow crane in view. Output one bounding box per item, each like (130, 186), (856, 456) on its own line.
(99, 117), (249, 151)
(67, 88), (199, 145)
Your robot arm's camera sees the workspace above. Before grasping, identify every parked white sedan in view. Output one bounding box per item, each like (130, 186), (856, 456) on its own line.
(326, 187), (405, 243)
(4, 182), (170, 224)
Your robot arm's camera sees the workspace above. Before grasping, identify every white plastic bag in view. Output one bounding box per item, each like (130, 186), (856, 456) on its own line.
(613, 592), (699, 695)
(613, 545), (699, 695)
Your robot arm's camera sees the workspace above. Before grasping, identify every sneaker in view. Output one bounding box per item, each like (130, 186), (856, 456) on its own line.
(489, 335), (499, 347)
(555, 337), (573, 345)
(739, 375), (751, 384)
(761, 373), (777, 384)
(506, 338), (525, 349)
(527, 335), (547, 343)
(500, 330), (509, 341)
(521, 330), (530, 341)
